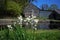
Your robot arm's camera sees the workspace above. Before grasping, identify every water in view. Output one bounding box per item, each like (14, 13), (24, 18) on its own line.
(37, 20), (50, 29)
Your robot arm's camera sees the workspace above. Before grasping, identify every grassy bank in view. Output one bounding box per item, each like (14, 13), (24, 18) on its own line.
(26, 29), (60, 40)
(0, 27), (60, 40)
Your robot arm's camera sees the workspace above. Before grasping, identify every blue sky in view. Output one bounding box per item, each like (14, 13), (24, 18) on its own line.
(32, 0), (60, 9)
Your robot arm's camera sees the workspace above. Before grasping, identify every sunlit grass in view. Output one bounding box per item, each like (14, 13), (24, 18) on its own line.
(0, 25), (60, 40)
(26, 29), (60, 40)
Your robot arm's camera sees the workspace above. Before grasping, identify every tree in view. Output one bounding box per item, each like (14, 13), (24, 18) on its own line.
(40, 4), (48, 10)
(49, 4), (58, 10)
(7, 1), (22, 16)
(6, 0), (34, 17)
(0, 0), (34, 17)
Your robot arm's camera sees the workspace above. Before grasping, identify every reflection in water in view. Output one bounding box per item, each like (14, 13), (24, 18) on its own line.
(37, 20), (50, 29)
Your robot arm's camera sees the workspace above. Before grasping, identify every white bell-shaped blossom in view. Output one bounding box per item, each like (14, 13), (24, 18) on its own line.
(34, 19), (39, 23)
(32, 15), (36, 19)
(7, 25), (12, 29)
(26, 17), (31, 21)
(24, 20), (27, 22)
(18, 16), (22, 20)
(34, 28), (37, 30)
(29, 16), (31, 18)
(17, 16), (23, 25)
(33, 27), (37, 30)
(34, 24), (37, 26)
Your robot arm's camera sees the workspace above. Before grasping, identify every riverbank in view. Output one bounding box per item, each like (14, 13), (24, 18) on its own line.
(0, 29), (60, 40)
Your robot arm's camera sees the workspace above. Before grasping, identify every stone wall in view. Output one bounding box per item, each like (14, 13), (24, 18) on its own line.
(24, 3), (40, 17)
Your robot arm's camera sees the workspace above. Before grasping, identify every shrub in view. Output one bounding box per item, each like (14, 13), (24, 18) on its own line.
(7, 1), (23, 16)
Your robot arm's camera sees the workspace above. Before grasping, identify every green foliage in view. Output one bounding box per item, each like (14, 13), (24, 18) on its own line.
(49, 4), (58, 10)
(0, 0), (34, 17)
(6, 0), (34, 17)
(0, 26), (60, 40)
(0, 24), (27, 40)
(27, 30), (60, 40)
(7, 1), (23, 16)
